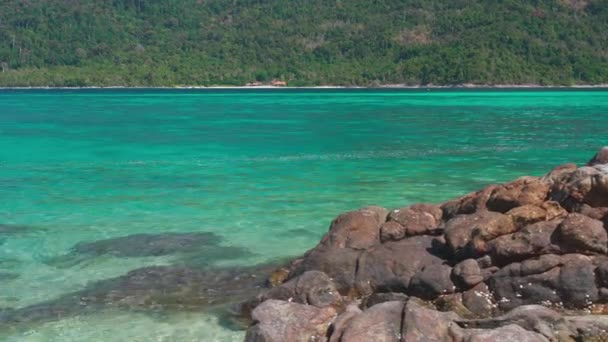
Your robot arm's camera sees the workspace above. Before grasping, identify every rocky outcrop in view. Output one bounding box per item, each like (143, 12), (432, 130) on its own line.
(244, 147), (608, 341)
(245, 300), (337, 342)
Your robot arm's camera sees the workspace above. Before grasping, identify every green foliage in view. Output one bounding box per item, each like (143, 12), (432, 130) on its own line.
(0, 0), (607, 86)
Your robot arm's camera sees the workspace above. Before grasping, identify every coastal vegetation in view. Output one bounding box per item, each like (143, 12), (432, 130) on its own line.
(0, 0), (607, 86)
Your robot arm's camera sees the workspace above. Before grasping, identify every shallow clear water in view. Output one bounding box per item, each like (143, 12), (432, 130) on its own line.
(0, 89), (607, 341)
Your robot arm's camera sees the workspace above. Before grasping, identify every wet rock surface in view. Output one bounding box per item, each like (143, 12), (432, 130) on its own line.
(244, 147), (608, 341)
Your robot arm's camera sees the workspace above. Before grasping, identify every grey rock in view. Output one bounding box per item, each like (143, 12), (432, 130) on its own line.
(453, 259), (483, 289)
(555, 213), (608, 254)
(328, 304), (361, 342)
(402, 299), (460, 341)
(361, 292), (408, 309)
(245, 300), (336, 342)
(409, 264), (455, 299)
(340, 301), (404, 342)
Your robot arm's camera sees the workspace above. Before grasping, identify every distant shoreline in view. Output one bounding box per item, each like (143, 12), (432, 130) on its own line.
(1, 84), (608, 90)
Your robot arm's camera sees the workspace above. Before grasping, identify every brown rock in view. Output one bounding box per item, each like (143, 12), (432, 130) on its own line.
(456, 304), (569, 340)
(245, 300), (336, 342)
(585, 171), (608, 207)
(328, 304), (361, 342)
(576, 204), (608, 221)
(409, 263), (455, 299)
(541, 163), (577, 185)
(402, 299), (460, 341)
(506, 205), (547, 228)
(267, 268), (289, 287)
(386, 205), (441, 238)
(550, 167), (596, 205)
(441, 185), (498, 220)
(558, 254), (599, 308)
(444, 211), (516, 258)
(409, 203), (443, 222)
(321, 208), (385, 250)
(264, 271), (344, 308)
(259, 278), (298, 304)
(340, 301), (404, 342)
(455, 324), (552, 342)
(486, 177), (550, 213)
(520, 254), (561, 276)
(476, 255), (493, 269)
(595, 257), (608, 287)
(290, 246), (360, 292)
(566, 315), (608, 340)
(462, 283), (495, 317)
(587, 146), (608, 166)
(435, 293), (475, 319)
(355, 235), (446, 295)
(362, 205), (390, 224)
(540, 201), (568, 220)
(550, 166), (608, 209)
(361, 292), (408, 309)
(489, 254), (599, 310)
(488, 261), (562, 311)
(379, 221), (406, 242)
(555, 213), (608, 254)
(488, 219), (562, 265)
(453, 259), (483, 289)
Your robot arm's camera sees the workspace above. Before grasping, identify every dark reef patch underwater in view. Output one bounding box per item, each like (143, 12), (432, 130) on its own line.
(0, 231), (264, 334)
(0, 224), (40, 246)
(0, 262), (279, 332)
(46, 232), (254, 268)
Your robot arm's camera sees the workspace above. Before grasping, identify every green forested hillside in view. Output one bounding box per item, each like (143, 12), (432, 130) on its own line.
(1, 0), (607, 86)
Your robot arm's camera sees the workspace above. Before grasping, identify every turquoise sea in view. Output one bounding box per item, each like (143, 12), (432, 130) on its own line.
(0, 89), (607, 341)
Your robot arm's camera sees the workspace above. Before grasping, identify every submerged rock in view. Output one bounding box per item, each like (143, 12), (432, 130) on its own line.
(47, 232), (253, 268)
(72, 232), (221, 257)
(0, 224), (38, 245)
(0, 262), (279, 327)
(0, 272), (19, 281)
(243, 147), (608, 341)
(0, 224), (32, 235)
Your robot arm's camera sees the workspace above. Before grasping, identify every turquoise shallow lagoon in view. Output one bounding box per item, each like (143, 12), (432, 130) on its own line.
(0, 89), (607, 340)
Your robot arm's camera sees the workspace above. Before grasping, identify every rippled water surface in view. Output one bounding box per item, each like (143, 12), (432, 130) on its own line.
(0, 89), (607, 341)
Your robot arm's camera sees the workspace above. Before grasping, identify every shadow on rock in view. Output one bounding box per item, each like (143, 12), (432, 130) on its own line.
(46, 232), (254, 268)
